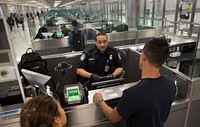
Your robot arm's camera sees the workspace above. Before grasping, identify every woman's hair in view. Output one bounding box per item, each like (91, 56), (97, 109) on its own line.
(20, 95), (60, 127)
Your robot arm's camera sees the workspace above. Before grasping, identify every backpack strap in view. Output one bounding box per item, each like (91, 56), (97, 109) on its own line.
(72, 30), (81, 34)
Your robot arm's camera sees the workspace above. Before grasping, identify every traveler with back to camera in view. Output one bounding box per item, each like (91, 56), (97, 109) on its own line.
(68, 20), (85, 51)
(76, 32), (123, 90)
(20, 95), (67, 127)
(93, 38), (176, 127)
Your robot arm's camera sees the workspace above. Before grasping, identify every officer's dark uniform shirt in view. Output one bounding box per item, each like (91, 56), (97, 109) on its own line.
(77, 46), (122, 81)
(117, 75), (176, 127)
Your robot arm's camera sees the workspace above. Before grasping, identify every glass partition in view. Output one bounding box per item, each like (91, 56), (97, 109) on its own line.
(25, 0), (167, 53)
(163, 0), (200, 80)
(191, 28), (200, 78)
(137, 0), (164, 29)
(25, 0), (200, 81)
(28, 0), (138, 47)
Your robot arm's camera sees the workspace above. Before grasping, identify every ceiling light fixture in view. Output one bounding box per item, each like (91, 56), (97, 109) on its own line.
(54, 1), (62, 7)
(59, 1), (76, 7)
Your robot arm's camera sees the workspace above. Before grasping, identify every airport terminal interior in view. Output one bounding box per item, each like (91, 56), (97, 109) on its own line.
(1, 0), (200, 126)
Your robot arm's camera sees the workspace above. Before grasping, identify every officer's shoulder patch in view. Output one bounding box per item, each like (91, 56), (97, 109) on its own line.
(118, 52), (122, 60)
(80, 53), (86, 61)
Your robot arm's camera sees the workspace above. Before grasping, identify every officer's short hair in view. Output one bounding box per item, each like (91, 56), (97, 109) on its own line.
(143, 38), (169, 68)
(95, 32), (108, 41)
(71, 20), (78, 27)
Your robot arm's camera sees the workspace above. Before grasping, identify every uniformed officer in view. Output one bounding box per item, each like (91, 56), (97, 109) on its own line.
(76, 32), (123, 90)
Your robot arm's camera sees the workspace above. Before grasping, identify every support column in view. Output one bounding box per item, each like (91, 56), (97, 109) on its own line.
(143, 0), (146, 25)
(162, 0), (166, 29)
(16, 5), (25, 15)
(85, 1), (90, 11)
(100, 0), (105, 20)
(0, 4), (9, 18)
(125, 0), (137, 28)
(27, 6), (30, 13)
(21, 6), (25, 15)
(173, 0), (180, 34)
(34, 7), (38, 14)
(151, 0), (155, 26)
(14, 5), (21, 14)
(188, 0), (197, 37)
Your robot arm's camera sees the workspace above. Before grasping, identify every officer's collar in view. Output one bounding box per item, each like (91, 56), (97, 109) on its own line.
(94, 46), (110, 54)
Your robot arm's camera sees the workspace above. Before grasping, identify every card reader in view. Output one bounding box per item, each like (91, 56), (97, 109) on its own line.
(64, 85), (82, 105)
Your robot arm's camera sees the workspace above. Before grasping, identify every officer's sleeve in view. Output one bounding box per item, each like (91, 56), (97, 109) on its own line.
(77, 50), (88, 69)
(113, 50), (123, 68)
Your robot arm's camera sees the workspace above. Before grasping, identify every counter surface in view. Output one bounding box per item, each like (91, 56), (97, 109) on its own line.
(0, 82), (189, 127)
(32, 37), (69, 50)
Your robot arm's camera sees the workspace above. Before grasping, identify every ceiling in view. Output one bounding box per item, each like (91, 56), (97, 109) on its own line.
(46, 0), (75, 8)
(0, 0), (76, 8)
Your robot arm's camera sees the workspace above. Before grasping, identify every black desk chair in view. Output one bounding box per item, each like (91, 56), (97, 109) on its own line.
(116, 48), (126, 78)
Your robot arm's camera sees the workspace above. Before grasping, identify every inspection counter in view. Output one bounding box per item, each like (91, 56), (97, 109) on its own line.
(32, 36), (69, 50)
(0, 80), (189, 127)
(1, 40), (198, 127)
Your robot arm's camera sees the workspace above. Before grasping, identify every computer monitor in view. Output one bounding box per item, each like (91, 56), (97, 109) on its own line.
(21, 69), (51, 94)
(91, 78), (124, 89)
(41, 32), (54, 38)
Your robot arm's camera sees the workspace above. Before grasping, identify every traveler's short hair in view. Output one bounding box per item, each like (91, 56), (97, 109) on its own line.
(143, 38), (169, 67)
(71, 20), (78, 27)
(95, 32), (108, 41)
(20, 95), (60, 127)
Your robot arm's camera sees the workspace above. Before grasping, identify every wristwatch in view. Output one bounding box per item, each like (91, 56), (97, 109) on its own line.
(96, 98), (104, 106)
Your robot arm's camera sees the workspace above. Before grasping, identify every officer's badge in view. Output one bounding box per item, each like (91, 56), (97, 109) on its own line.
(109, 55), (113, 60)
(80, 53), (86, 61)
(88, 58), (95, 61)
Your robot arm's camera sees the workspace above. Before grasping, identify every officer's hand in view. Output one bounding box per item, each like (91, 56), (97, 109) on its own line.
(91, 73), (100, 82)
(107, 74), (114, 79)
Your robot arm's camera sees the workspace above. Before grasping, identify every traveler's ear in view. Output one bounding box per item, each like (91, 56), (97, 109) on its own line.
(54, 116), (61, 125)
(141, 51), (146, 60)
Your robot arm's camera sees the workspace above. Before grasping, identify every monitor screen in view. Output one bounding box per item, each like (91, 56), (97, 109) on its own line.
(21, 69), (51, 93)
(56, 31), (62, 37)
(41, 32), (54, 38)
(91, 78), (124, 88)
